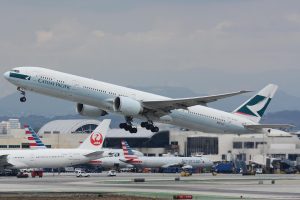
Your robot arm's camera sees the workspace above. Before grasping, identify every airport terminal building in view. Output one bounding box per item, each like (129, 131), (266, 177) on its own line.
(0, 119), (300, 165)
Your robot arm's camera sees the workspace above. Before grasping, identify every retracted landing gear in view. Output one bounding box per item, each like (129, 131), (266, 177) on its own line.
(141, 121), (159, 133)
(17, 87), (26, 102)
(119, 116), (137, 133)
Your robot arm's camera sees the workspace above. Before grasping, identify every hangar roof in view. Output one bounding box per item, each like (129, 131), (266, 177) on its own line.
(38, 119), (101, 135)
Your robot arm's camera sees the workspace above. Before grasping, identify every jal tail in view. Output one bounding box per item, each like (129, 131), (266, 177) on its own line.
(233, 84), (278, 123)
(121, 140), (139, 160)
(78, 119), (111, 150)
(24, 125), (47, 149)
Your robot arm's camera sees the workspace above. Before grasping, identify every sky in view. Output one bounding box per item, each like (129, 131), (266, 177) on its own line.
(0, 0), (300, 98)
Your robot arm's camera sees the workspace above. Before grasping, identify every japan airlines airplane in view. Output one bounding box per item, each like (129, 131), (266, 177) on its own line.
(3, 67), (293, 134)
(120, 141), (213, 169)
(0, 120), (110, 170)
(24, 124), (143, 168)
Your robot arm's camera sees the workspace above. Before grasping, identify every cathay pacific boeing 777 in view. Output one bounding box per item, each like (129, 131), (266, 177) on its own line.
(3, 67), (293, 134)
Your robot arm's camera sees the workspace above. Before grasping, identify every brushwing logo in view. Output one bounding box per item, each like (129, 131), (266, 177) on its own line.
(236, 95), (271, 117)
(90, 132), (103, 146)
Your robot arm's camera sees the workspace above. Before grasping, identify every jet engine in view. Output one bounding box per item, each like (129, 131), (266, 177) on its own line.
(76, 103), (107, 117)
(113, 96), (143, 116)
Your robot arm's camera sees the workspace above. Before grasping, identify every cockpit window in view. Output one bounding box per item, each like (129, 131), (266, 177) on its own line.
(12, 70), (20, 73)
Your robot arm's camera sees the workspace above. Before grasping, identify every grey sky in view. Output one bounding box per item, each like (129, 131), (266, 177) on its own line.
(0, 0), (299, 98)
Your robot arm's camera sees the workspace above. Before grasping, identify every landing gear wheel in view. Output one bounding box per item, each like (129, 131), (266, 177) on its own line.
(119, 123), (127, 129)
(131, 127), (137, 133)
(141, 122), (147, 128)
(145, 124), (153, 130)
(20, 97), (26, 102)
(151, 126), (159, 133)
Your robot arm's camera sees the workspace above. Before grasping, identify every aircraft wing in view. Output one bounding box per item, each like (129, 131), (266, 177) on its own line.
(84, 151), (104, 159)
(0, 155), (13, 168)
(119, 158), (133, 163)
(244, 124), (295, 131)
(142, 90), (251, 115)
(161, 162), (186, 168)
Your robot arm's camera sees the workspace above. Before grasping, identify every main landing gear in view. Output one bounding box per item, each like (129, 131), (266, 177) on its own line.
(119, 118), (159, 133)
(119, 117), (137, 133)
(141, 121), (159, 133)
(17, 87), (26, 102)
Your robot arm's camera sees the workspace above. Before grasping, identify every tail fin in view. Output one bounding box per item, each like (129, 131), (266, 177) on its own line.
(78, 119), (111, 150)
(121, 140), (139, 160)
(24, 125), (47, 149)
(233, 84), (278, 123)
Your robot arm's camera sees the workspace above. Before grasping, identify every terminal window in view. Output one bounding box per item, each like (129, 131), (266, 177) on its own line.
(233, 142), (243, 149)
(187, 137), (218, 156)
(244, 142), (254, 149)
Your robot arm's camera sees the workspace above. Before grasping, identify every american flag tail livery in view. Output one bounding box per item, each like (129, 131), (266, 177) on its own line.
(24, 125), (47, 149)
(121, 140), (139, 160)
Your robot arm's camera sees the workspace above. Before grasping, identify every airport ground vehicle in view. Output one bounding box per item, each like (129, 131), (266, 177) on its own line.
(107, 170), (117, 176)
(76, 171), (90, 177)
(31, 170), (43, 178)
(181, 169), (192, 176)
(16, 172), (29, 178)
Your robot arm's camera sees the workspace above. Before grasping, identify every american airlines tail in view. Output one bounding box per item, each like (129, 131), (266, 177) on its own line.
(121, 140), (139, 160)
(24, 125), (47, 149)
(233, 84), (278, 123)
(78, 119), (111, 150)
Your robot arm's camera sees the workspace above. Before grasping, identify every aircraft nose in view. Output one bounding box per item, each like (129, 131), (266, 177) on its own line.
(3, 71), (10, 80)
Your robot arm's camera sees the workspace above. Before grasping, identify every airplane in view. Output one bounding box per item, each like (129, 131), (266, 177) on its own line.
(0, 120), (110, 170)
(3, 67), (294, 134)
(119, 140), (213, 169)
(23, 124), (143, 168)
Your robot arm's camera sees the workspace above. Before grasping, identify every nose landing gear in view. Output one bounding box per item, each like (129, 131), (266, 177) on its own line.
(17, 87), (26, 102)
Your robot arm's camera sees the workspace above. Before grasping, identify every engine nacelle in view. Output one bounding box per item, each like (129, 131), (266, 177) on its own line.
(113, 96), (143, 116)
(76, 103), (107, 117)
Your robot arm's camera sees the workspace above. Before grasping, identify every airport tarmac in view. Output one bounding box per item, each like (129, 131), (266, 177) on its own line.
(0, 172), (300, 200)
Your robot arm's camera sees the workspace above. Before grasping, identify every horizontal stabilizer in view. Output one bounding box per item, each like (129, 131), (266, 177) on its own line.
(84, 151), (104, 159)
(244, 124), (295, 130)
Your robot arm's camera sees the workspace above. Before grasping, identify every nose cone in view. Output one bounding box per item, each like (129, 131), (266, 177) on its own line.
(3, 71), (10, 80)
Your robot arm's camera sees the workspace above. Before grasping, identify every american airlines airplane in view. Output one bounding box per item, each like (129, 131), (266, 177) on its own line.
(120, 141), (213, 169)
(0, 120), (110, 170)
(3, 67), (293, 134)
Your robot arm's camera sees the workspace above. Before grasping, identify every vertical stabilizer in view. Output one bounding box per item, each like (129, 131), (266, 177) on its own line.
(233, 84), (278, 123)
(78, 119), (111, 150)
(121, 140), (139, 160)
(24, 125), (47, 149)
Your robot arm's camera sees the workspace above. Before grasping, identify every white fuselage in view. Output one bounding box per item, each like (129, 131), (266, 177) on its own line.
(0, 149), (100, 169)
(123, 156), (213, 169)
(5, 67), (259, 134)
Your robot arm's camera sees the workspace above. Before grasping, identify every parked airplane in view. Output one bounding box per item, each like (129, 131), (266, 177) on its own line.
(24, 124), (143, 167)
(119, 140), (213, 169)
(0, 120), (110, 169)
(4, 67), (293, 134)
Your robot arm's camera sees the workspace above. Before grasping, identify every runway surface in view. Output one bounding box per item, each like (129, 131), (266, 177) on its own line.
(0, 172), (300, 199)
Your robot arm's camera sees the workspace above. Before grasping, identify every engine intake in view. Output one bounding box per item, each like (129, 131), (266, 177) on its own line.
(76, 103), (107, 117)
(113, 96), (143, 116)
